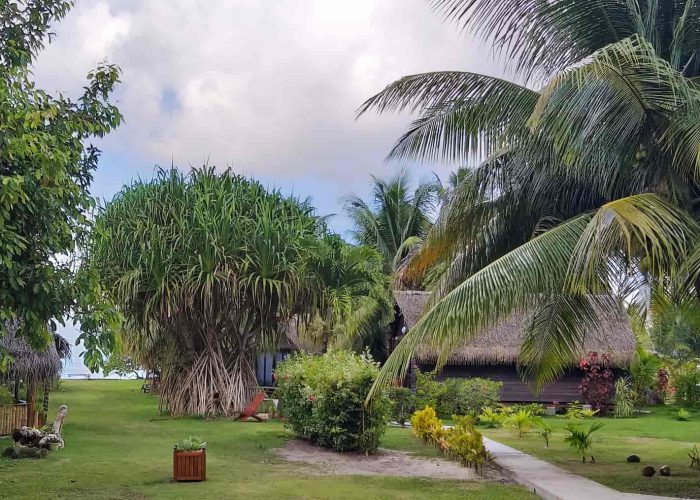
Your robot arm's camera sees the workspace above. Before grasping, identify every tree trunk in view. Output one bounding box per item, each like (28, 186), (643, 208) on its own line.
(26, 379), (37, 427)
(42, 381), (50, 416)
(160, 344), (257, 417)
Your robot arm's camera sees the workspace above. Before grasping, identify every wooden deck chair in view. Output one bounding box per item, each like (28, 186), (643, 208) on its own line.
(236, 392), (266, 422)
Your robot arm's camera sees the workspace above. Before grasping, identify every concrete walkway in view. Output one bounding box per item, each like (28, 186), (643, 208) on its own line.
(484, 437), (676, 500)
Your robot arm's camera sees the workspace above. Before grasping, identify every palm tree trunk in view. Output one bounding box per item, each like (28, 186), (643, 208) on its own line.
(42, 381), (50, 415)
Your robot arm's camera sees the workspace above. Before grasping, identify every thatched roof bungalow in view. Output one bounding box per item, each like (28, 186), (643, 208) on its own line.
(1, 322), (70, 426)
(392, 291), (636, 403)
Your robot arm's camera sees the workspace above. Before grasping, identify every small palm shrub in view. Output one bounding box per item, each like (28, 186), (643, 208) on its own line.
(538, 420), (553, 447)
(479, 407), (507, 428)
(275, 351), (390, 453)
(565, 401), (599, 419)
(675, 408), (691, 421)
(505, 409), (536, 438)
(613, 378), (636, 419)
(564, 422), (604, 463)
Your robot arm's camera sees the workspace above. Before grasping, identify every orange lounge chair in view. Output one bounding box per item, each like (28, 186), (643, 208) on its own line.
(236, 392), (266, 422)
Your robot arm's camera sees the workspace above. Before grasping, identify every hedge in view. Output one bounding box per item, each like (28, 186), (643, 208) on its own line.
(275, 350), (390, 453)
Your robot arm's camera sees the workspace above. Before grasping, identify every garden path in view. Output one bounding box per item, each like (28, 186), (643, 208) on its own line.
(484, 437), (677, 500)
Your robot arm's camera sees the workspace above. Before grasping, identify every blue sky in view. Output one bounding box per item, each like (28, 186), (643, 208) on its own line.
(38, 0), (507, 375)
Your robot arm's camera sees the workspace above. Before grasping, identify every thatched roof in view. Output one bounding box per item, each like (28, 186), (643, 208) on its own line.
(1, 322), (69, 382)
(393, 291), (636, 367)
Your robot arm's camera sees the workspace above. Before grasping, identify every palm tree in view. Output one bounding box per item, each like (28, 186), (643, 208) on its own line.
(359, 1), (700, 393)
(86, 168), (322, 416)
(344, 169), (439, 273)
(308, 234), (393, 354)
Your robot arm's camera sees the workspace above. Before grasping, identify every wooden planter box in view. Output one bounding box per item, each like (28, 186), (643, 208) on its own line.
(173, 449), (206, 481)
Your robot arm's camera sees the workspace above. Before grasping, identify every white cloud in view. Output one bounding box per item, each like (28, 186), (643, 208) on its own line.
(33, 0), (505, 190)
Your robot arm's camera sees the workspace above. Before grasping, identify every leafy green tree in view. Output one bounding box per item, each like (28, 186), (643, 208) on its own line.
(0, 1), (122, 353)
(104, 354), (142, 379)
(361, 1), (700, 393)
(344, 169), (439, 273)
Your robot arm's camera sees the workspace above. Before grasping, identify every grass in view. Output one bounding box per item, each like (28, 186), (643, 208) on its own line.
(0, 381), (532, 499)
(481, 406), (700, 498)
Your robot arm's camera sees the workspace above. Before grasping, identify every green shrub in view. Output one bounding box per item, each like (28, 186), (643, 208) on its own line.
(275, 350), (390, 453)
(445, 415), (489, 474)
(478, 407), (507, 428)
(675, 408), (691, 421)
(415, 371), (502, 416)
(613, 378), (636, 419)
(410, 406), (445, 443)
(387, 387), (415, 427)
(0, 386), (13, 407)
(674, 364), (700, 408)
(410, 407), (489, 475)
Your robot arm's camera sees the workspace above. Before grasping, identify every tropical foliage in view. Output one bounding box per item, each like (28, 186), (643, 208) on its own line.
(344, 169), (439, 274)
(275, 350), (390, 453)
(306, 234), (392, 355)
(564, 422), (605, 463)
(84, 168), (327, 415)
(414, 370), (502, 416)
(361, 0), (700, 395)
(0, 0), (122, 354)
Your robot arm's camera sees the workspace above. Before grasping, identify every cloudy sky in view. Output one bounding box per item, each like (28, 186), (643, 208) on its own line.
(35, 0), (505, 373)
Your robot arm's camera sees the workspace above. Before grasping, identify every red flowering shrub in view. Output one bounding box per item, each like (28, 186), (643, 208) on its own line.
(579, 352), (614, 414)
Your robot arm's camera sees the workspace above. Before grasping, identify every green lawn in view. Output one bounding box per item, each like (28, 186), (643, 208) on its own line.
(0, 381), (531, 499)
(481, 407), (700, 498)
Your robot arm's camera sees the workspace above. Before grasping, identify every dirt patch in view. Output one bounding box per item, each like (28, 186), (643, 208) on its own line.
(276, 439), (510, 482)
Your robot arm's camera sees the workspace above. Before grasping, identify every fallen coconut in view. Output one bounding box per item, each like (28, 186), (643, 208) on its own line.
(641, 465), (655, 477)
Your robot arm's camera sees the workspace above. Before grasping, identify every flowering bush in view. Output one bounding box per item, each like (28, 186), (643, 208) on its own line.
(579, 352), (614, 413)
(274, 350), (390, 453)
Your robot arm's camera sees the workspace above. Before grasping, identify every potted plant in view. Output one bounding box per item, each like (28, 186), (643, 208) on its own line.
(173, 436), (206, 481)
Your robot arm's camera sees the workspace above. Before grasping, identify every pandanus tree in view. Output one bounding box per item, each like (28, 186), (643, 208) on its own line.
(86, 168), (321, 415)
(360, 0), (700, 393)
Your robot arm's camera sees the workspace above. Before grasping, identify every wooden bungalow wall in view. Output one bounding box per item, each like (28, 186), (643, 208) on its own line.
(419, 364), (585, 403)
